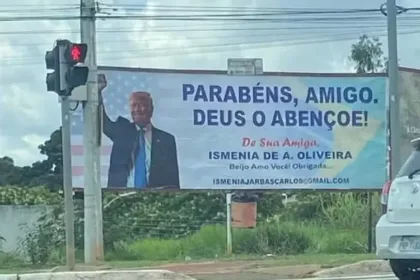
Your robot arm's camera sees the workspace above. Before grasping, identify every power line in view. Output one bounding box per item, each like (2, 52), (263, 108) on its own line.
(1, 4), (419, 23)
(3, 29), (417, 66)
(0, 27), (398, 48)
(2, 24), (415, 49)
(3, 14), (420, 23)
(0, 6), (414, 22)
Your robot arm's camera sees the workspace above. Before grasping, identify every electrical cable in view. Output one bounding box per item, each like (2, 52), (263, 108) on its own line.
(2, 28), (418, 67)
(0, 27), (400, 48)
(0, 5), (419, 22)
(0, 3), (416, 67)
(2, 27), (402, 59)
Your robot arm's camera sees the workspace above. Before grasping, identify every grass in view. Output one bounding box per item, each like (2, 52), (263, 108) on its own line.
(105, 220), (371, 262)
(106, 253), (375, 268)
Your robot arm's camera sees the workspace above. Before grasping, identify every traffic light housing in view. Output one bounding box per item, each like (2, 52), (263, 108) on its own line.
(45, 40), (89, 96)
(45, 46), (60, 93)
(64, 43), (88, 91)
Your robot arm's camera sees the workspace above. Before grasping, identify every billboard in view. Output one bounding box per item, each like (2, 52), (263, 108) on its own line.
(70, 67), (387, 190)
(398, 68), (420, 168)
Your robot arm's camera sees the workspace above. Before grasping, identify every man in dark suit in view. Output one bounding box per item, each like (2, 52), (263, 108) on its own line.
(98, 74), (180, 189)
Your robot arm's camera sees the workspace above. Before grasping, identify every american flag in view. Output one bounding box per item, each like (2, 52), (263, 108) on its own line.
(71, 69), (156, 189)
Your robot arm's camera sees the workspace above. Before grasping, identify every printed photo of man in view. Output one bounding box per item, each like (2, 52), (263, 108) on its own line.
(98, 74), (180, 189)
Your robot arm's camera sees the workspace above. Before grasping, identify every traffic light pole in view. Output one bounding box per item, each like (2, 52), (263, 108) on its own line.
(61, 96), (76, 270)
(80, 0), (104, 263)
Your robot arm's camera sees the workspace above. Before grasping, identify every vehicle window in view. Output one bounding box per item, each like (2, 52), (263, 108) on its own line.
(397, 150), (420, 177)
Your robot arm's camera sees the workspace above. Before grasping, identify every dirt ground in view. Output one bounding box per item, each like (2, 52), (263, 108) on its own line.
(153, 261), (322, 280)
(4, 254), (376, 279)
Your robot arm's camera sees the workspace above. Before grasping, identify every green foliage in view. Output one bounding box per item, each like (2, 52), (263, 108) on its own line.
(233, 222), (312, 255)
(106, 219), (366, 262)
(0, 128), (63, 190)
(0, 251), (25, 267)
(0, 186), (60, 205)
(319, 192), (381, 229)
(14, 189), (286, 264)
(5, 186), (380, 264)
(349, 34), (386, 73)
(108, 222), (313, 261)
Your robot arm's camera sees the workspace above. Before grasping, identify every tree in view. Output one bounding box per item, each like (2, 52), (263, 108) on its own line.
(0, 156), (22, 186)
(29, 128), (63, 189)
(0, 129), (62, 189)
(349, 35), (387, 73)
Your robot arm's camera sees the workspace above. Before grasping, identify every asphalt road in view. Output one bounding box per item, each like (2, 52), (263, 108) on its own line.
(288, 275), (397, 280)
(195, 274), (397, 280)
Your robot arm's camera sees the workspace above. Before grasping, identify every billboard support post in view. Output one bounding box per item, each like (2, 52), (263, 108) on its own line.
(61, 96), (75, 270)
(226, 193), (232, 255)
(367, 193), (373, 253)
(80, 0), (104, 263)
(226, 58), (263, 255)
(387, 0), (400, 179)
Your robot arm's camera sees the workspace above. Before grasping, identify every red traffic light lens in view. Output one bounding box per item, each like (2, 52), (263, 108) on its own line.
(71, 45), (82, 62)
(67, 43), (87, 63)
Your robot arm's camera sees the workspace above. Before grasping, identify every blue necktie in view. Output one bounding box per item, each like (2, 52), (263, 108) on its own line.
(134, 130), (147, 188)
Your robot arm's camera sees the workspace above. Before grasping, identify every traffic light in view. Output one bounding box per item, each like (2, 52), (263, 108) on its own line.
(45, 40), (89, 96)
(45, 46), (60, 93)
(63, 42), (88, 91)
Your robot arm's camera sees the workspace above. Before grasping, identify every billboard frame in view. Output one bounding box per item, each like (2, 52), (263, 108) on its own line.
(72, 66), (388, 193)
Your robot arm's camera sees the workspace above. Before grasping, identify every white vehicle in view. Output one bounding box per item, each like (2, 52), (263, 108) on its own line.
(376, 138), (420, 280)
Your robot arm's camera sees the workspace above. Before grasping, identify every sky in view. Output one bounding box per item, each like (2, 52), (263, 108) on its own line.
(0, 0), (418, 166)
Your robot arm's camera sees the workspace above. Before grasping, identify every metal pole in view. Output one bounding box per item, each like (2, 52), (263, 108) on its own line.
(61, 97), (75, 270)
(226, 193), (232, 255)
(387, 0), (400, 179)
(80, 0), (103, 263)
(367, 192), (373, 253)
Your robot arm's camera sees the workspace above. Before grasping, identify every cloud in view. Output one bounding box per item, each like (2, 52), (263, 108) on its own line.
(0, 0), (417, 166)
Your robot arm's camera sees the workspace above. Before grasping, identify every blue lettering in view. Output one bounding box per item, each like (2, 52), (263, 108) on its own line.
(305, 87), (318, 103)
(195, 85), (207, 101)
(182, 84), (295, 103)
(207, 109), (219, 126)
(352, 111), (364, 126)
(280, 86), (292, 103)
(320, 87), (335, 103)
(324, 111), (336, 130)
(193, 109), (205, 125)
(224, 86), (237, 103)
(359, 87), (373, 103)
(306, 86), (374, 104)
(252, 83), (264, 103)
(238, 86), (251, 103)
(271, 111), (284, 126)
(193, 110), (247, 126)
(234, 111), (246, 126)
(253, 111), (265, 127)
(266, 86), (278, 103)
(343, 87), (357, 103)
(209, 85), (222, 102)
(337, 111), (351, 126)
(285, 111), (297, 126)
(182, 84), (194, 101)
(298, 110), (309, 127)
